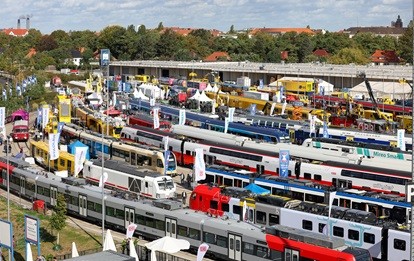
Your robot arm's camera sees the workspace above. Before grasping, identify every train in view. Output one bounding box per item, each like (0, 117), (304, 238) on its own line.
(198, 167), (410, 224)
(120, 125), (412, 196)
(127, 113), (171, 131)
(129, 98), (290, 143)
(11, 119), (30, 142)
(83, 159), (176, 199)
(302, 137), (411, 162)
(0, 157), (371, 261)
(188, 183), (409, 260)
(61, 124), (177, 176)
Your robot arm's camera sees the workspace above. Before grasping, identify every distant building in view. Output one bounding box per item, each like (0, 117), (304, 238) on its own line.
(370, 50), (400, 65)
(2, 28), (29, 37)
(162, 27), (222, 37)
(204, 51), (230, 62)
(65, 50), (82, 67)
(249, 27), (315, 38)
(343, 15), (407, 38)
(313, 49), (329, 58)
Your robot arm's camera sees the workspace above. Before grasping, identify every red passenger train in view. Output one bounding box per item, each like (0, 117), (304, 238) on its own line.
(127, 113), (171, 130)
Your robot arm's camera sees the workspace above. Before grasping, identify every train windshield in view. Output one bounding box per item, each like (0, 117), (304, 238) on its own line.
(168, 153), (177, 170)
(157, 179), (175, 190)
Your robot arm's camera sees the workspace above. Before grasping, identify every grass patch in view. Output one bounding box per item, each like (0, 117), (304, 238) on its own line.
(0, 197), (103, 261)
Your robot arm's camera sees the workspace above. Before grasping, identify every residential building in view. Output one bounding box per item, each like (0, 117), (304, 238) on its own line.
(370, 50), (400, 65)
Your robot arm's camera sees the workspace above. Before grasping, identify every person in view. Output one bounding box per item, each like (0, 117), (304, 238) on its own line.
(186, 173), (192, 188)
(180, 173), (185, 185)
(181, 191), (187, 205)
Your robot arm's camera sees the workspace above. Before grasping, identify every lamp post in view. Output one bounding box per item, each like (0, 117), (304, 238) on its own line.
(6, 135), (10, 221)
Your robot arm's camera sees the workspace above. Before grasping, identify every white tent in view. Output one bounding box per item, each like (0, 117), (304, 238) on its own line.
(212, 84), (220, 93)
(145, 236), (190, 261)
(204, 83), (213, 92)
(103, 229), (117, 251)
(133, 88), (150, 100)
(189, 90), (201, 100)
(349, 81), (411, 100)
(72, 242), (79, 258)
(199, 91), (213, 102)
(138, 83), (164, 100)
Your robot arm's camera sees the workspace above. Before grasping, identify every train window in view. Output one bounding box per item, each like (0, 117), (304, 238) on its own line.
(394, 239), (406, 251)
(115, 209), (124, 219)
(145, 217), (155, 228)
(304, 173), (312, 179)
(333, 226), (344, 237)
(243, 242), (254, 255)
(224, 178), (233, 186)
(256, 246), (267, 258)
(60, 159), (65, 166)
(68, 160), (72, 170)
(348, 229), (359, 240)
(171, 223), (176, 234)
(188, 228), (200, 240)
(222, 203), (229, 212)
(185, 150), (191, 155)
(210, 201), (218, 210)
(203, 232), (216, 244)
(302, 220), (312, 230)
(157, 159), (163, 168)
(256, 211), (266, 225)
(136, 215), (145, 225)
(363, 232), (375, 244)
(318, 223), (325, 233)
(178, 225), (187, 237)
(270, 250), (283, 260)
(269, 214), (279, 225)
(106, 206), (115, 217)
(87, 201), (95, 211)
(233, 205), (241, 215)
(217, 235), (227, 248)
(305, 194), (324, 203)
(314, 174), (321, 181)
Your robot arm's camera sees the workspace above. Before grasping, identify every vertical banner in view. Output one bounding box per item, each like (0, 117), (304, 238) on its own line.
(48, 133), (59, 160)
(327, 191), (337, 218)
(309, 115), (316, 136)
(126, 223), (137, 239)
(163, 136), (169, 151)
(224, 117), (229, 134)
(259, 79), (264, 89)
(269, 103), (276, 116)
(74, 146), (88, 177)
(242, 200), (248, 222)
(163, 150), (170, 175)
(150, 98), (155, 107)
(41, 107), (49, 129)
(249, 104), (256, 116)
(279, 150), (290, 178)
(194, 148), (206, 181)
(37, 108), (42, 127)
(56, 122), (65, 141)
(323, 121), (329, 138)
(281, 102), (287, 115)
(211, 100), (215, 114)
(0, 107), (5, 137)
(397, 129), (406, 151)
(100, 49), (110, 67)
(228, 107), (235, 122)
(153, 108), (160, 129)
(196, 243), (209, 261)
(179, 109), (186, 125)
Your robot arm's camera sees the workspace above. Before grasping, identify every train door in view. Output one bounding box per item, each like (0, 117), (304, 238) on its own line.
(20, 176), (26, 195)
(256, 165), (264, 175)
(228, 234), (242, 261)
(289, 129), (295, 143)
(50, 186), (58, 206)
(124, 207), (135, 230)
(284, 248), (299, 261)
(165, 218), (177, 238)
(130, 152), (136, 165)
(205, 155), (215, 165)
(78, 195), (87, 217)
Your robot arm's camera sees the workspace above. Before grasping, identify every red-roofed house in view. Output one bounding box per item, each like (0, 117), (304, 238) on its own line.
(204, 51), (231, 62)
(2, 28), (29, 37)
(313, 49), (329, 58)
(370, 50), (400, 65)
(249, 27), (315, 37)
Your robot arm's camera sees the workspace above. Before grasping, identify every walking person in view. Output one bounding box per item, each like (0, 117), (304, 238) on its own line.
(180, 173), (185, 185)
(181, 191), (187, 206)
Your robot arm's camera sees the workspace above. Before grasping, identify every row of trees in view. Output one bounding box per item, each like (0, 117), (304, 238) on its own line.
(0, 23), (412, 73)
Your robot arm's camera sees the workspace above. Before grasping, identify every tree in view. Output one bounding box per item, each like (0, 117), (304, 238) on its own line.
(397, 25), (413, 63)
(328, 47), (370, 64)
(49, 193), (67, 250)
(36, 35), (58, 52)
(228, 25), (235, 34)
(156, 22), (164, 31)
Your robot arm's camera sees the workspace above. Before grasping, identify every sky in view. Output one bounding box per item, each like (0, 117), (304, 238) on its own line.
(0, 0), (411, 34)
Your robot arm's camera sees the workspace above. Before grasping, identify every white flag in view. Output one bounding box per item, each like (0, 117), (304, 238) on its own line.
(194, 148), (206, 181)
(228, 107), (235, 122)
(281, 101), (287, 115)
(0, 107), (5, 128)
(153, 108), (160, 129)
(196, 243), (209, 261)
(327, 191), (336, 219)
(42, 107), (50, 129)
(224, 117), (229, 134)
(99, 172), (108, 188)
(126, 223), (137, 239)
(179, 109), (186, 125)
(309, 115), (316, 135)
(48, 133), (59, 160)
(74, 147), (88, 177)
(397, 129), (406, 151)
(242, 200), (248, 222)
(269, 103), (276, 116)
(150, 98), (155, 106)
(163, 136), (169, 151)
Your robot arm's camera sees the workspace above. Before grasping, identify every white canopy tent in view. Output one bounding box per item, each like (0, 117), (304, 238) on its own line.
(349, 81), (411, 100)
(198, 91), (213, 102)
(133, 88), (150, 100)
(145, 236), (190, 261)
(138, 83), (165, 100)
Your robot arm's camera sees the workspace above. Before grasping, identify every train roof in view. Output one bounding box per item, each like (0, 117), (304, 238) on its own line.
(89, 159), (160, 177)
(310, 137), (407, 153)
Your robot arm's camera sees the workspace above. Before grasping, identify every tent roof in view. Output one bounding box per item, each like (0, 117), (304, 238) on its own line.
(198, 91), (213, 102)
(349, 81), (411, 99)
(244, 183), (270, 195)
(133, 88), (150, 100)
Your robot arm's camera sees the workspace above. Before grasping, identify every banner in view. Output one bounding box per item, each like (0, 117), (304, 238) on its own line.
(179, 109), (186, 125)
(249, 104), (256, 116)
(309, 115), (316, 136)
(259, 79), (264, 89)
(224, 117), (229, 134)
(323, 121), (329, 138)
(74, 146), (88, 177)
(0, 107), (5, 128)
(48, 133), (59, 160)
(37, 108), (42, 127)
(242, 200), (248, 222)
(153, 108), (160, 129)
(99, 172), (108, 188)
(194, 148), (206, 181)
(41, 107), (50, 129)
(163, 136), (169, 151)
(150, 98), (155, 107)
(281, 101), (287, 115)
(279, 150), (290, 177)
(269, 103), (276, 116)
(327, 191), (337, 218)
(56, 122), (65, 141)
(163, 150), (170, 175)
(397, 129), (406, 151)
(228, 107), (235, 122)
(126, 223), (137, 239)
(196, 243), (209, 261)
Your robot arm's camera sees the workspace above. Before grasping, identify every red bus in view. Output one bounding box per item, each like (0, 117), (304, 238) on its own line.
(11, 120), (29, 142)
(127, 114), (171, 131)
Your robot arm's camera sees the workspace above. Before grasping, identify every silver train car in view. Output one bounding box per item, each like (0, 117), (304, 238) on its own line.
(83, 159), (176, 199)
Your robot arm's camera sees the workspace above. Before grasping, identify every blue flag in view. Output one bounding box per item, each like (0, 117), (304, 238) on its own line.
(323, 121), (329, 138)
(56, 122), (64, 140)
(279, 150), (290, 178)
(163, 150), (171, 175)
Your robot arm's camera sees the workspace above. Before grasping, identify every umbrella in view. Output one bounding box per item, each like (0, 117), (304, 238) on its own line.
(129, 239), (139, 261)
(72, 242), (79, 258)
(26, 242), (33, 261)
(145, 236), (190, 261)
(103, 229), (117, 251)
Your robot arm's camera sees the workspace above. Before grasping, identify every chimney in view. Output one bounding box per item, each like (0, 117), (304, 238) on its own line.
(26, 17), (30, 30)
(17, 19), (20, 29)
